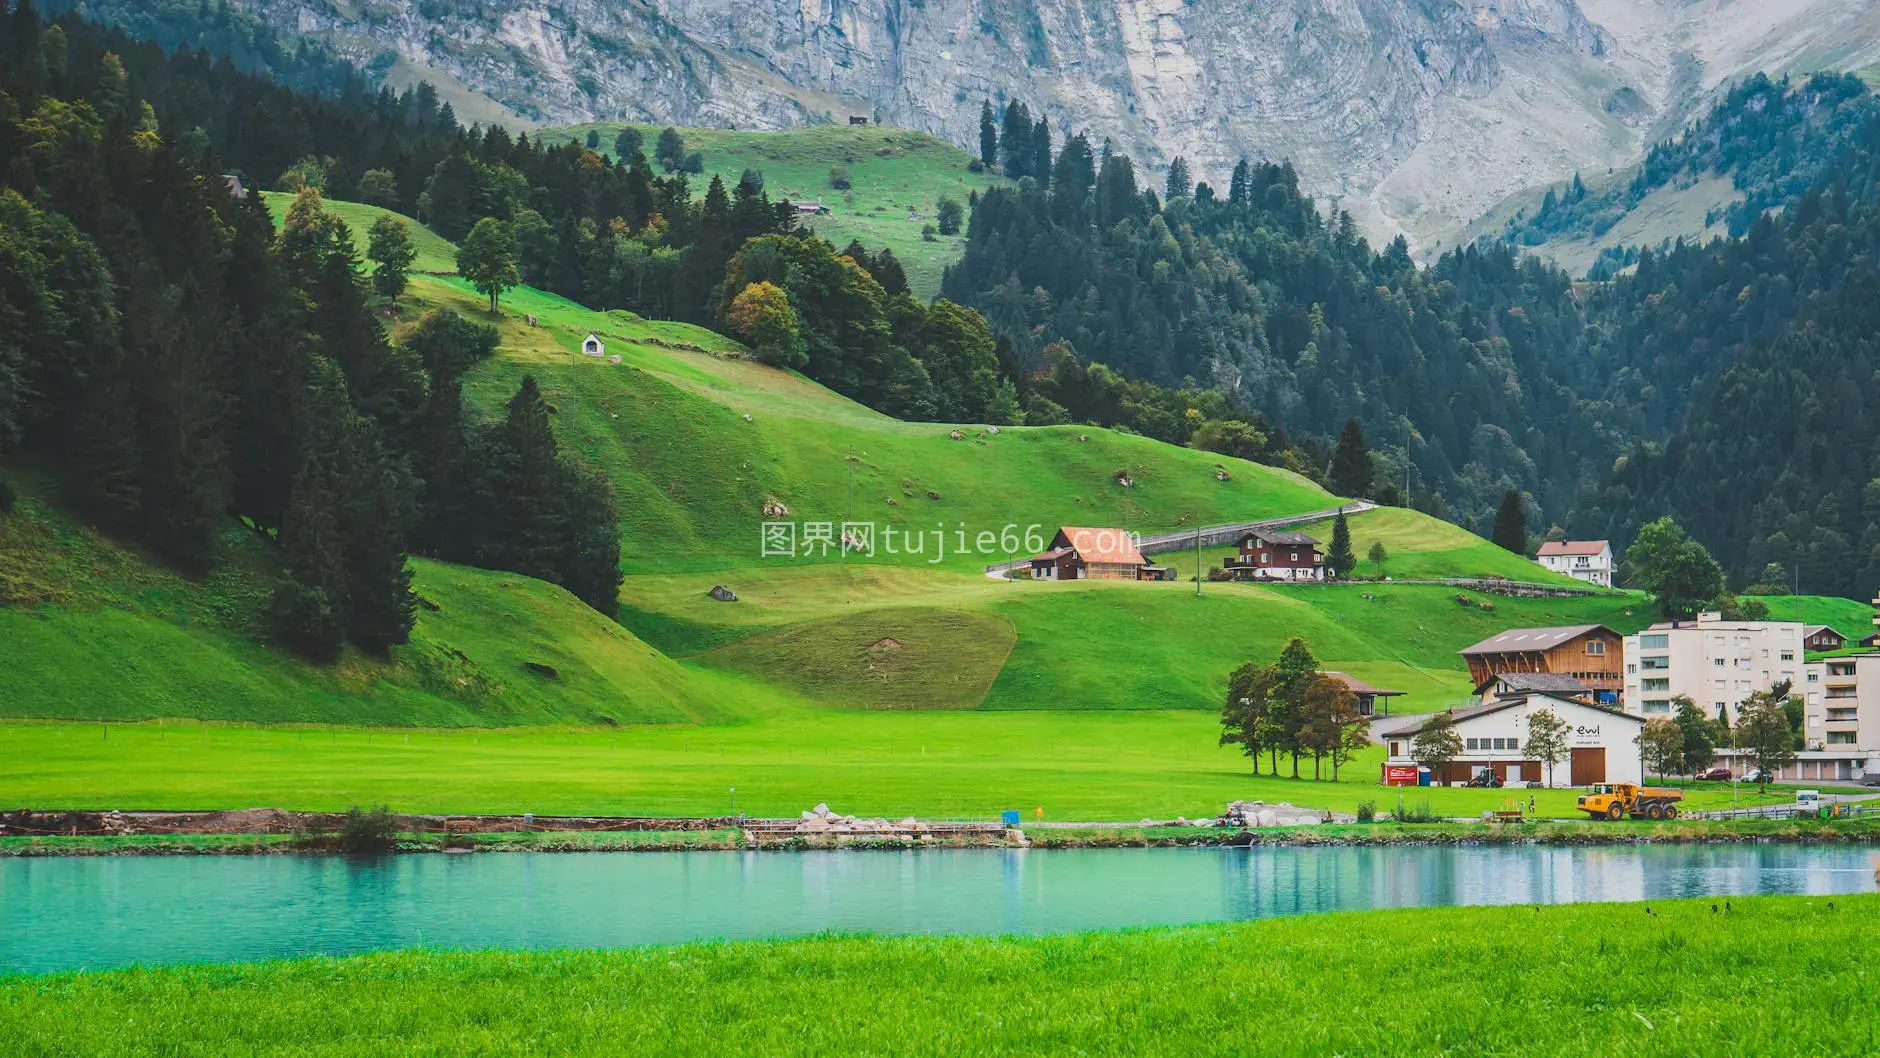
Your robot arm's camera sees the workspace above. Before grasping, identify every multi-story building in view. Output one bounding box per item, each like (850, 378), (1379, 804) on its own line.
(1620, 612), (1804, 719)
(1535, 540), (1615, 587)
(1459, 625), (1624, 706)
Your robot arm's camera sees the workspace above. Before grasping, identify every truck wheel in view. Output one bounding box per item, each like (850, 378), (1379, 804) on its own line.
(1664, 806), (1678, 820)
(1646, 803), (1664, 821)
(1607, 803), (1624, 821)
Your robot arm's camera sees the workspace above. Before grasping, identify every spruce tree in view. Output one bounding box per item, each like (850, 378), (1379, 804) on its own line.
(978, 100), (998, 168)
(559, 460), (623, 615)
(1031, 117), (1052, 184)
(1328, 510), (1355, 579)
(1491, 487), (1528, 555)
(343, 419), (416, 655)
(497, 375), (567, 582)
(1327, 418), (1371, 498)
(1164, 157), (1192, 200)
(1000, 100), (1031, 179)
(273, 360), (355, 661)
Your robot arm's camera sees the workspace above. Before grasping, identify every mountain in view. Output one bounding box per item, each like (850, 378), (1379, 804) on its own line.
(60, 0), (1880, 253)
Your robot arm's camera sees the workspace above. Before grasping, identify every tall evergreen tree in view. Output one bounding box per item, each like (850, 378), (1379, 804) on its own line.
(1328, 510), (1355, 578)
(1030, 117), (1052, 184)
(343, 420), (415, 655)
(1491, 488), (1528, 555)
(978, 100), (998, 168)
(1000, 100), (1031, 180)
(1164, 156), (1192, 200)
(1327, 419), (1371, 498)
(496, 375), (567, 582)
(367, 215), (415, 306)
(273, 359), (355, 661)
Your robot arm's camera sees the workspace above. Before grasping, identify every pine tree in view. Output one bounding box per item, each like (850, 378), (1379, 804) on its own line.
(1328, 418), (1371, 498)
(1328, 509), (1355, 578)
(496, 375), (567, 582)
(559, 460), (622, 615)
(1000, 100), (1031, 180)
(343, 419), (415, 654)
(1164, 157), (1192, 200)
(1030, 117), (1051, 184)
(978, 100), (998, 168)
(273, 359), (355, 661)
(1228, 158), (1251, 205)
(1491, 487), (1527, 555)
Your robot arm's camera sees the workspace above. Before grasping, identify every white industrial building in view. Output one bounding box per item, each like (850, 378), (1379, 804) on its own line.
(1379, 690), (1645, 788)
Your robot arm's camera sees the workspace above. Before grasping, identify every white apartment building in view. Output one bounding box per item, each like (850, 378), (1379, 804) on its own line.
(1621, 612), (1804, 719)
(1536, 540), (1614, 587)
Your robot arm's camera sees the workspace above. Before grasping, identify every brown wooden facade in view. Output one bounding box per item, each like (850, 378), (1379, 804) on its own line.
(1460, 628), (1624, 702)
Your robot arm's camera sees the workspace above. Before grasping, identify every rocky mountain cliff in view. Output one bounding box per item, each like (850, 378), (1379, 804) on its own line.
(228, 0), (1880, 250)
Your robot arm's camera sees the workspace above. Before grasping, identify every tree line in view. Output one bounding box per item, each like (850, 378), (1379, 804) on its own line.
(0, 7), (618, 665)
(1218, 639), (1371, 781)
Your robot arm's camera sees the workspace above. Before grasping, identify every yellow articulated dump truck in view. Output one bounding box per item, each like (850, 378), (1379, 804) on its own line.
(1576, 783), (1684, 821)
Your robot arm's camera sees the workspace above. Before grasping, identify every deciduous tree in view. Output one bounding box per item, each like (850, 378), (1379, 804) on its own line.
(367, 215), (415, 306)
(1734, 682), (1798, 786)
(1525, 708), (1570, 787)
(1639, 717), (1683, 782)
(1411, 710), (1463, 779)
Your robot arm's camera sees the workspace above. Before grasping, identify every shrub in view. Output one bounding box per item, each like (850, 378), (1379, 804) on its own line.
(829, 166), (852, 190)
(921, 223), (937, 241)
(1390, 800), (1439, 824)
(1355, 799), (1377, 823)
(340, 804), (399, 853)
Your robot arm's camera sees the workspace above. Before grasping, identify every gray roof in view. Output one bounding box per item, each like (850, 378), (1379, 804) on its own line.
(1323, 671), (1404, 697)
(1480, 672), (1589, 696)
(1381, 691), (1642, 738)
(1458, 624), (1615, 656)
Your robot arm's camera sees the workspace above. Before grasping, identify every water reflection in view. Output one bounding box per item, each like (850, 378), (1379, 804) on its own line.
(2, 844), (1873, 974)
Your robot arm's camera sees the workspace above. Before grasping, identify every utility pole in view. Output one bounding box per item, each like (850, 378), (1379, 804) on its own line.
(1195, 524), (1203, 596)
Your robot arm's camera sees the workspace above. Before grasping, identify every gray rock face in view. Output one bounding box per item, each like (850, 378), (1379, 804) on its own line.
(246, 0), (1880, 249)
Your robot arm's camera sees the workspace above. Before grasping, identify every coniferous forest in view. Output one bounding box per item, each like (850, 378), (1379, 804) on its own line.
(12, 0), (1880, 613)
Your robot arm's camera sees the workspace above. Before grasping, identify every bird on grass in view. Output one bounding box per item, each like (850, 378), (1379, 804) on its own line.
(1710, 903), (1718, 914)
(1725, 901), (1732, 913)
(1644, 905), (1656, 917)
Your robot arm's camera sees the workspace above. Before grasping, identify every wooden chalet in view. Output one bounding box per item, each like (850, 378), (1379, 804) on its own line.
(1221, 528), (1324, 581)
(1322, 672), (1404, 717)
(1805, 625), (1847, 652)
(1026, 527), (1156, 581)
(1458, 624), (1623, 705)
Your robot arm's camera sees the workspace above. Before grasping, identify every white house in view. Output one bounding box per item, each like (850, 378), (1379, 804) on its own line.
(581, 333), (606, 357)
(1621, 612), (1804, 719)
(1379, 690), (1645, 788)
(1535, 540), (1614, 586)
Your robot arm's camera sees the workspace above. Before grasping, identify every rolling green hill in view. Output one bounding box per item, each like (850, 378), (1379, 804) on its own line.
(259, 192), (460, 274)
(541, 123), (1001, 299)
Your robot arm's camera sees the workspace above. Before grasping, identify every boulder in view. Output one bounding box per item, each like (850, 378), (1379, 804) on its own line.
(708, 585), (737, 602)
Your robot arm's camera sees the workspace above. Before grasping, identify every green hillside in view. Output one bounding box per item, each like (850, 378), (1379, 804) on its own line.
(542, 123), (1001, 299)
(400, 274), (1338, 574)
(259, 191), (459, 274)
(0, 478), (758, 728)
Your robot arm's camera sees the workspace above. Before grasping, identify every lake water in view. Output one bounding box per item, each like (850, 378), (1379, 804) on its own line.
(3, 844), (1875, 974)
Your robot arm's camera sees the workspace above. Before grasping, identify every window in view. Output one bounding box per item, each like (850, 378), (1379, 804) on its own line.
(1641, 634), (1669, 649)
(1290, 552), (1299, 561)
(1780, 651), (1794, 661)
(1585, 641), (1606, 656)
(1808, 671), (1819, 683)
(1389, 742), (1401, 757)
(1642, 678), (1669, 691)
(1640, 656), (1670, 670)
(1507, 736), (1520, 751)
(1643, 699), (1671, 714)
(1828, 732), (1858, 745)
(1627, 664), (1637, 674)
(1713, 658), (1726, 668)
(1465, 738), (1480, 751)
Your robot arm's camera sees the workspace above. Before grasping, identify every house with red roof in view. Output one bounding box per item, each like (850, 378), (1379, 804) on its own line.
(1026, 527), (1169, 581)
(1535, 539), (1614, 587)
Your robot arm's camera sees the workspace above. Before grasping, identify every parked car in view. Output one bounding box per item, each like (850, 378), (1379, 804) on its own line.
(1744, 768), (1774, 785)
(1697, 767), (1732, 781)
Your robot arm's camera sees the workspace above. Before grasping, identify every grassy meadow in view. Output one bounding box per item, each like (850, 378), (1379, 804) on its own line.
(543, 122), (1002, 299)
(0, 717), (1840, 821)
(4, 896), (1874, 1055)
(258, 191), (460, 274)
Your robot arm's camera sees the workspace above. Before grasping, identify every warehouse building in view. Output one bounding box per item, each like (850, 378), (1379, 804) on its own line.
(1379, 690), (1645, 788)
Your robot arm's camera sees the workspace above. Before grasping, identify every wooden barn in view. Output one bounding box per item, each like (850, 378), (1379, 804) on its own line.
(1026, 527), (1152, 581)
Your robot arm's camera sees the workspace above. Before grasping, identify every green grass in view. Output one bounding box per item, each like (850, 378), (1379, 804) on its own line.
(544, 123), (1003, 299)
(398, 274), (1341, 575)
(0, 716), (1839, 821)
(1275, 504), (1591, 584)
(6, 896), (1875, 1055)
(1760, 593), (1875, 638)
(259, 191), (459, 274)
(0, 481), (761, 727)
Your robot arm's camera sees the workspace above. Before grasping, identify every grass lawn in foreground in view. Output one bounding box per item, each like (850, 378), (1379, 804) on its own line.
(4, 896), (1873, 1055)
(0, 718), (1842, 821)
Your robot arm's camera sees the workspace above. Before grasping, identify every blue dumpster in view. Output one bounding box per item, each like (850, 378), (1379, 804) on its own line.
(1001, 810), (1021, 827)
(1417, 767), (1432, 787)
